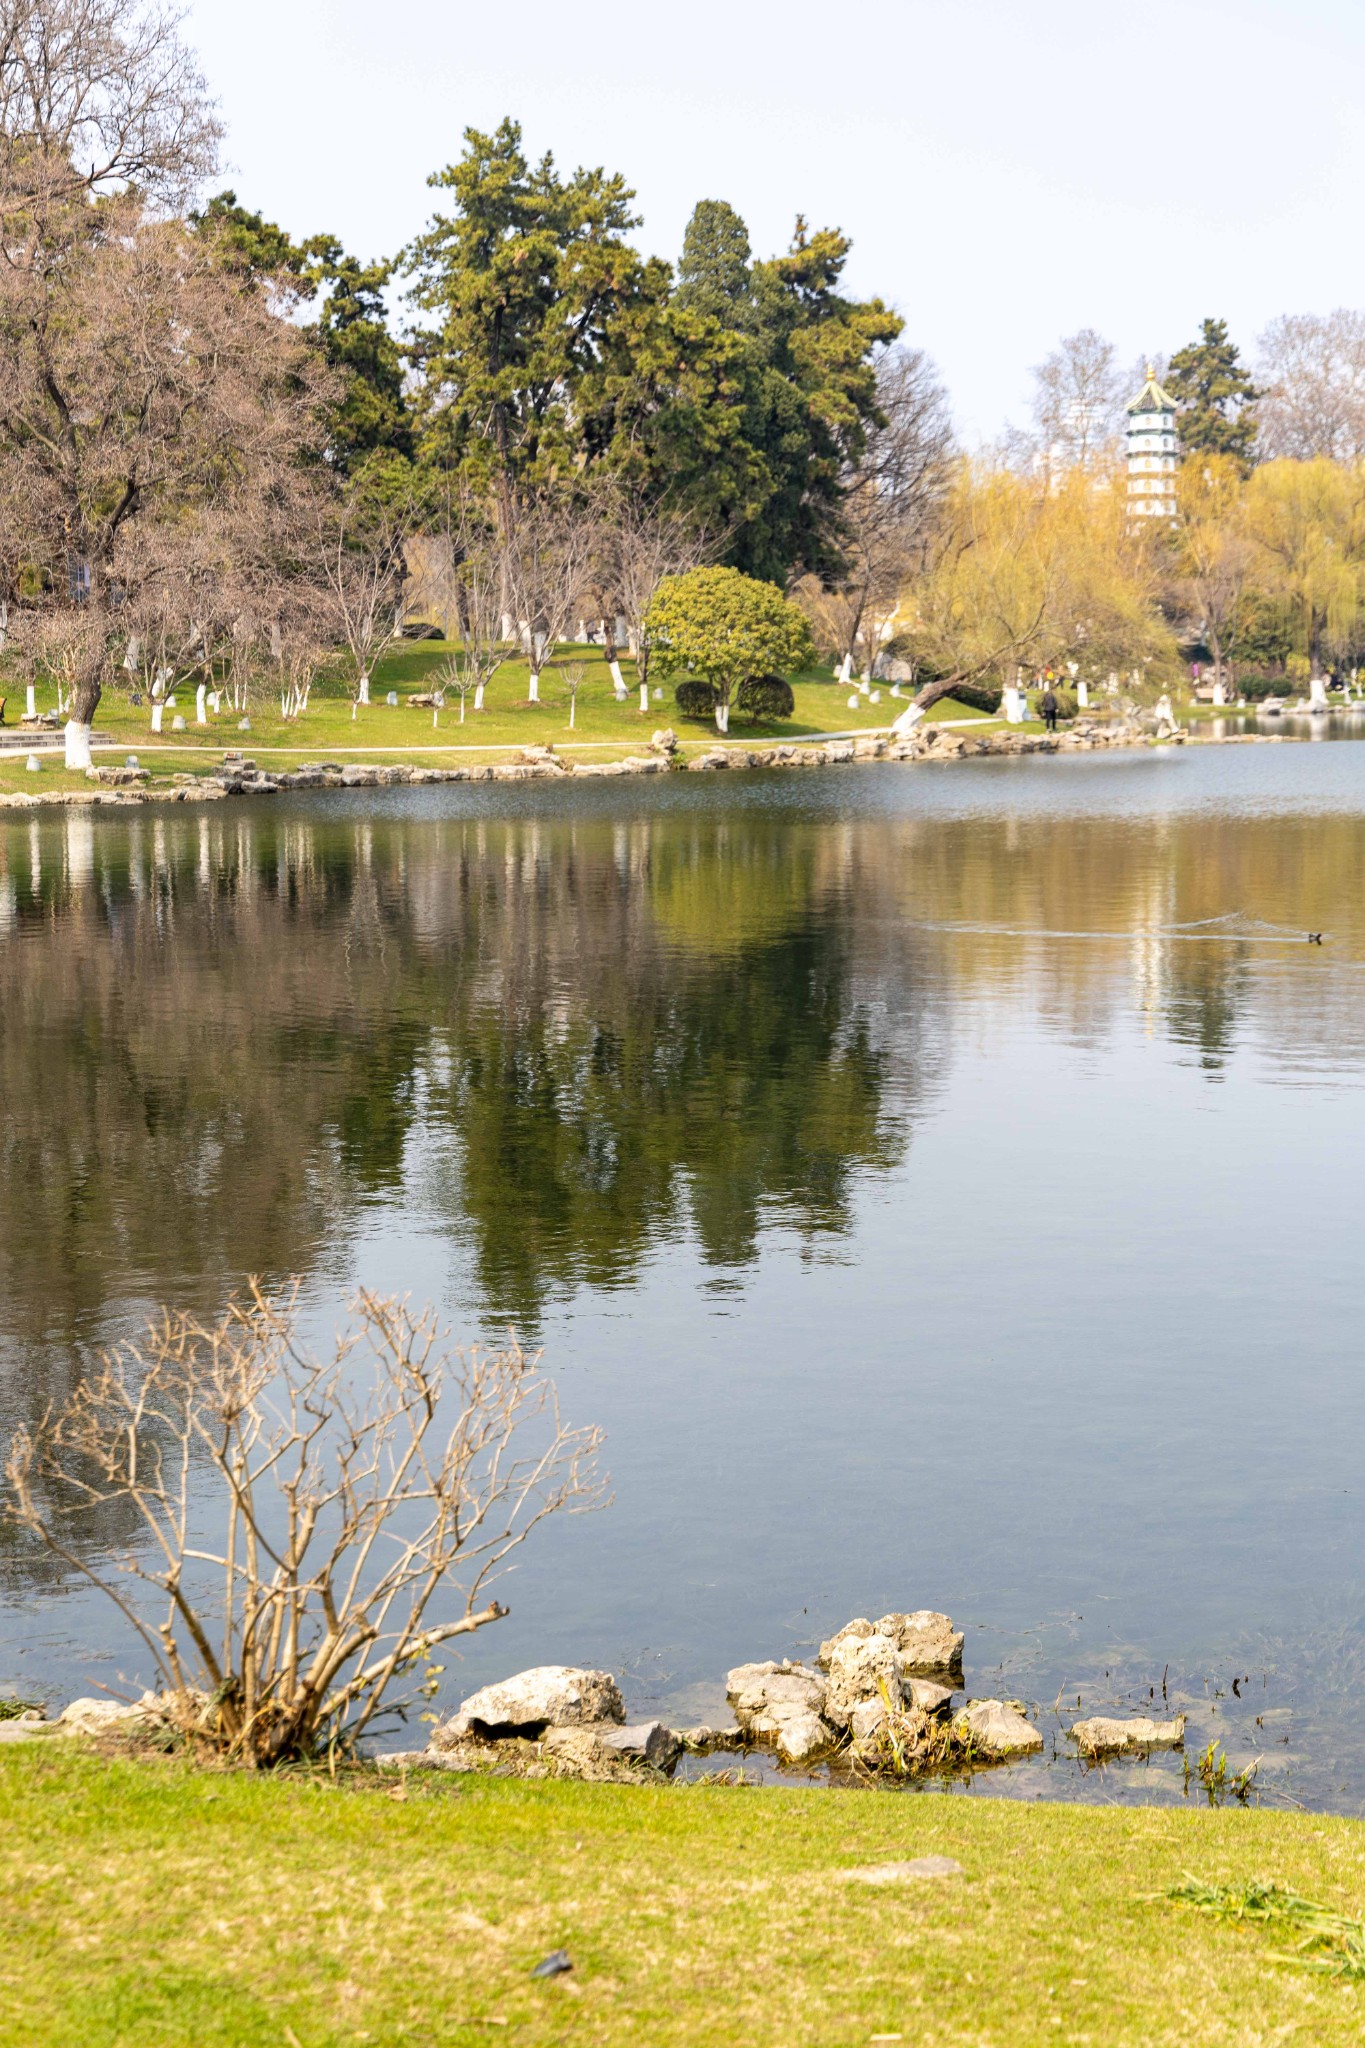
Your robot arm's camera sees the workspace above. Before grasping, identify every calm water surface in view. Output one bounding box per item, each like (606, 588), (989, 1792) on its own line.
(5, 745), (1365, 1808)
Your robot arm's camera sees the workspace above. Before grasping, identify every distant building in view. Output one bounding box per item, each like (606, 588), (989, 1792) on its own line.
(1125, 364), (1178, 521)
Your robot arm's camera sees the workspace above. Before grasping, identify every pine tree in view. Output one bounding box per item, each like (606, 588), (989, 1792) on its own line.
(1166, 318), (1260, 470)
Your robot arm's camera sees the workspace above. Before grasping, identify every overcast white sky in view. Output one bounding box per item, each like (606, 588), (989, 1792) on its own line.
(184, 0), (1365, 442)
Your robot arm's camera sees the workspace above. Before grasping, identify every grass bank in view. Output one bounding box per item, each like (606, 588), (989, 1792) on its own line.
(0, 643), (993, 778)
(3, 1748), (1365, 2045)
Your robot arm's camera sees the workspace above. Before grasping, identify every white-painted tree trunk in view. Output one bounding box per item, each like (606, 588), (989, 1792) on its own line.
(25, 683), (35, 719)
(837, 653), (853, 685)
(64, 720), (92, 770)
(1077, 679), (1089, 709)
(196, 683), (207, 726)
(474, 682), (485, 711)
(528, 669), (540, 703)
(714, 701), (730, 734)
(639, 681), (649, 713)
(890, 703), (925, 736)
(151, 702), (164, 733)
(608, 658), (626, 699)
(357, 674), (370, 705)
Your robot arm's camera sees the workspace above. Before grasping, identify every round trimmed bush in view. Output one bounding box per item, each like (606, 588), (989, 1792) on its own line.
(674, 678), (719, 720)
(735, 673), (795, 722)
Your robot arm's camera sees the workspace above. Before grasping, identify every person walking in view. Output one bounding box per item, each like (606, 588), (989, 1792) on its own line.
(1041, 682), (1059, 733)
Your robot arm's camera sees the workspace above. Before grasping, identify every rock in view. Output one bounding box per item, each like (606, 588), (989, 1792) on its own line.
(821, 740), (855, 763)
(823, 1631), (904, 1730)
(444, 1665), (624, 1741)
(840, 1857), (963, 1883)
(85, 766), (149, 786)
(544, 1719), (681, 1773)
(774, 1710), (832, 1766)
(688, 749), (730, 771)
(680, 1723), (746, 1754)
(848, 1697), (889, 1744)
(57, 1693), (168, 1736)
(725, 1660), (826, 1734)
(818, 1611), (963, 1675)
(340, 765), (380, 786)
(1070, 1714), (1186, 1756)
(951, 1699), (1042, 1757)
(649, 728), (679, 755)
(531, 1949), (573, 1978)
(907, 1677), (953, 1716)
(0, 1712), (59, 1744)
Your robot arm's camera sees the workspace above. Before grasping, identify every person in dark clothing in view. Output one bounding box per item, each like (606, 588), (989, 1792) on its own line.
(1041, 684), (1059, 733)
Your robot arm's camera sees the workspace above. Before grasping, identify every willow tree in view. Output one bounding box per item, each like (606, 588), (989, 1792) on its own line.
(896, 465), (1175, 722)
(1242, 458), (1365, 672)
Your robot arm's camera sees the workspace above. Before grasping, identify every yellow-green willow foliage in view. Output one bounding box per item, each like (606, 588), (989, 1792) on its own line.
(900, 463), (1178, 710)
(1242, 458), (1365, 667)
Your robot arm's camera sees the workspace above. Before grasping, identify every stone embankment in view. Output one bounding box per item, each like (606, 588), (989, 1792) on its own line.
(0, 713), (1269, 812)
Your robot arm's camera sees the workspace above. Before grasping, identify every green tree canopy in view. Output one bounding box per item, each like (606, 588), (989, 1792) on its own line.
(1167, 317), (1260, 470)
(646, 564), (813, 731)
(403, 118), (648, 490)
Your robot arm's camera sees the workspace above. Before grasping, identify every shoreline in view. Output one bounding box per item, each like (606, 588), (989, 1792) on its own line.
(0, 716), (1288, 812)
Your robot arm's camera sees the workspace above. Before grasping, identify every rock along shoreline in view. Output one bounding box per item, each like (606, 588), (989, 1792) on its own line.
(1, 1604), (1189, 1786)
(0, 714), (1280, 812)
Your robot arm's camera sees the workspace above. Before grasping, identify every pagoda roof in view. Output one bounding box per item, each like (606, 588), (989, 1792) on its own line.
(1127, 363), (1177, 415)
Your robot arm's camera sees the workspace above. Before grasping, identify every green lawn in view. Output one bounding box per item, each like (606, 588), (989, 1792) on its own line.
(3, 1748), (1365, 2045)
(0, 644), (994, 784)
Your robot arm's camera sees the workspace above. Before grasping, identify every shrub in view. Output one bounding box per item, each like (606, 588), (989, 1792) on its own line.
(1236, 673), (1287, 701)
(735, 673), (795, 722)
(946, 679), (1002, 715)
(4, 1285), (603, 1767)
(674, 677), (720, 720)
(1033, 689), (1078, 721)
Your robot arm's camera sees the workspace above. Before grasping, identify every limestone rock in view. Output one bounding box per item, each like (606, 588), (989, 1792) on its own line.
(823, 1631), (904, 1730)
(774, 1710), (832, 1766)
(543, 1720), (681, 1773)
(821, 740), (855, 763)
(58, 1693), (169, 1736)
(725, 1660), (826, 1733)
(447, 1665), (624, 1740)
(848, 1697), (889, 1744)
(951, 1699), (1042, 1757)
(679, 1723), (746, 1754)
(907, 1677), (954, 1716)
(1070, 1714), (1186, 1756)
(818, 1611), (963, 1675)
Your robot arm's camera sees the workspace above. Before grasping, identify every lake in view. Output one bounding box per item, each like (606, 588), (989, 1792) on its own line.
(5, 743), (1365, 1808)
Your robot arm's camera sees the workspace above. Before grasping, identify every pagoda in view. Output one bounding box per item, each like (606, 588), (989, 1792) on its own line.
(1125, 364), (1178, 521)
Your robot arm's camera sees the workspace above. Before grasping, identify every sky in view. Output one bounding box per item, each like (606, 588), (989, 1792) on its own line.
(184, 0), (1365, 443)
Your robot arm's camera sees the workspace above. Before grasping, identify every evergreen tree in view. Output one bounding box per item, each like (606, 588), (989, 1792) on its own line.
(676, 198), (751, 319)
(1167, 317), (1260, 470)
(403, 119), (647, 489)
(192, 193), (414, 477)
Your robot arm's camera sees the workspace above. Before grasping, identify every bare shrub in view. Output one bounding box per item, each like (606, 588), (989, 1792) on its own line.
(4, 1284), (603, 1767)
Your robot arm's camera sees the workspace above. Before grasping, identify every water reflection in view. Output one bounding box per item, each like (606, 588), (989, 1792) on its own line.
(6, 758), (1365, 1807)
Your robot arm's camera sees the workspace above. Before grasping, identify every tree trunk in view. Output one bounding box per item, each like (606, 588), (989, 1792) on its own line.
(25, 684), (35, 719)
(64, 673), (101, 770)
(196, 683), (207, 726)
(639, 681), (649, 713)
(528, 664), (541, 704)
(714, 700), (729, 735)
(357, 673), (370, 705)
(151, 701), (164, 733)
(474, 682), (485, 711)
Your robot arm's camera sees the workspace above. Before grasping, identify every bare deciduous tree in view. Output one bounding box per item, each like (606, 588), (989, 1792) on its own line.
(602, 485), (714, 712)
(1255, 310), (1365, 463)
(1027, 329), (1127, 476)
(0, 0), (221, 214)
(503, 487), (595, 703)
(4, 1284), (603, 1767)
(317, 492), (412, 706)
(0, 198), (334, 764)
(798, 346), (951, 685)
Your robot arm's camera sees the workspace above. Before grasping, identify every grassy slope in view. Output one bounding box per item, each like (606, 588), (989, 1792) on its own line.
(0, 644), (994, 795)
(3, 1750), (1365, 2046)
